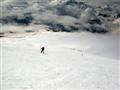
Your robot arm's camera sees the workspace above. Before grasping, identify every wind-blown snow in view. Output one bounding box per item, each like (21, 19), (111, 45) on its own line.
(0, 31), (120, 90)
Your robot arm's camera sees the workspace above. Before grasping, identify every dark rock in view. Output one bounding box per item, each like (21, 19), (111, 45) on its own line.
(45, 23), (71, 32)
(0, 33), (4, 38)
(98, 13), (111, 17)
(117, 13), (120, 18)
(14, 16), (33, 25)
(25, 30), (34, 32)
(70, 26), (79, 30)
(84, 25), (107, 33)
(0, 15), (33, 25)
(88, 18), (102, 25)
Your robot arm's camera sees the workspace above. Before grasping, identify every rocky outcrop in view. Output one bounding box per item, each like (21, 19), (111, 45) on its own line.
(0, 0), (120, 33)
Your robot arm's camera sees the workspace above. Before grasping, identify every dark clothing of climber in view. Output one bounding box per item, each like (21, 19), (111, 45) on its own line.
(41, 47), (45, 54)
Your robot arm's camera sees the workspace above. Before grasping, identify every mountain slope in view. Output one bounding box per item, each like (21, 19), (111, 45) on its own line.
(0, 0), (120, 33)
(1, 32), (119, 89)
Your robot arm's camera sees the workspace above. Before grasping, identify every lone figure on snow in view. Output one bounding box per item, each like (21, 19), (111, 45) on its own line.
(41, 46), (45, 54)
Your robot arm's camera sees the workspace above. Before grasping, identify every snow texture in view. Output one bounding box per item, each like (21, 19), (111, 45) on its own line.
(0, 31), (120, 90)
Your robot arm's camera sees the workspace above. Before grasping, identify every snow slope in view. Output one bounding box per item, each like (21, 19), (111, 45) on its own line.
(0, 31), (120, 90)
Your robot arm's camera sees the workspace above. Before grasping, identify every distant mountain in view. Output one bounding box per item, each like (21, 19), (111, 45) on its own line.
(0, 0), (120, 33)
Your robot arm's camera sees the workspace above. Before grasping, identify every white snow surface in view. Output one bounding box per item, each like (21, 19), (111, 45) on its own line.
(0, 31), (120, 90)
